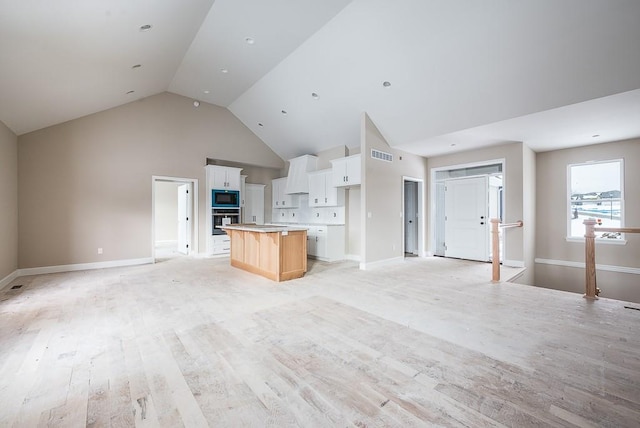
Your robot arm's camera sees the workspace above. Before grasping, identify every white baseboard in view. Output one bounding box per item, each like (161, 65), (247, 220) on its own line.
(535, 258), (640, 275)
(0, 269), (19, 291)
(344, 254), (360, 262)
(503, 259), (525, 268)
(17, 257), (154, 277)
(359, 256), (404, 270)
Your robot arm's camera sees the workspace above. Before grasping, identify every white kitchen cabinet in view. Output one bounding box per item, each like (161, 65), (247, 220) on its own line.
(243, 183), (265, 224)
(211, 234), (231, 255)
(308, 169), (344, 207)
(331, 154), (361, 187)
(210, 166), (242, 190)
(306, 225), (345, 262)
(272, 177), (298, 208)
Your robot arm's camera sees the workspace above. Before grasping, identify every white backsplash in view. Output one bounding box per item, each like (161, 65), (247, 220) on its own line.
(271, 194), (345, 225)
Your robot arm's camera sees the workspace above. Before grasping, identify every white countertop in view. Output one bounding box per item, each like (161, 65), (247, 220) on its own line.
(220, 224), (308, 233)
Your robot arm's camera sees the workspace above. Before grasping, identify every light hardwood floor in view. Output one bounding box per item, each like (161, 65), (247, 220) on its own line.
(1, 256), (639, 427)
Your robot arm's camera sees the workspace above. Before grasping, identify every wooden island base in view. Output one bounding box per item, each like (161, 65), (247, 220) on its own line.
(223, 226), (307, 281)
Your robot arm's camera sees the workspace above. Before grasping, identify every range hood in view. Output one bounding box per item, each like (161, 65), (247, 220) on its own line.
(286, 155), (318, 194)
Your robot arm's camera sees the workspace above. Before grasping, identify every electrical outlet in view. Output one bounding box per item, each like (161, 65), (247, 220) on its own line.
(97, 247), (103, 255)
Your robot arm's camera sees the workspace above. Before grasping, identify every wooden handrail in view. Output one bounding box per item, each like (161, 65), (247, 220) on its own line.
(584, 220), (640, 299)
(491, 219), (523, 282)
(594, 226), (640, 233)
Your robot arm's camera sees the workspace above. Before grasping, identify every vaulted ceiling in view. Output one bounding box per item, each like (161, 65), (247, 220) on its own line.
(1, 0), (639, 160)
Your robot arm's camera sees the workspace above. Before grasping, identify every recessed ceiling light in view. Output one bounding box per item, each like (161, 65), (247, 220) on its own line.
(311, 92), (319, 100)
(383, 81), (391, 87)
(131, 64), (142, 69)
(245, 37), (255, 45)
(126, 90), (135, 94)
(220, 68), (228, 73)
(258, 122), (263, 127)
(592, 134), (600, 138)
(281, 110), (288, 115)
(139, 24), (152, 31)
(203, 90), (210, 94)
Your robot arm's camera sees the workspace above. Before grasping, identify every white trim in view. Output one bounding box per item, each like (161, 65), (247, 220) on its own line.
(359, 256), (404, 270)
(17, 258), (154, 277)
(402, 176), (425, 259)
(430, 158), (506, 262)
(152, 176), (199, 261)
(0, 270), (19, 291)
(503, 259), (525, 268)
(566, 159), (624, 240)
(565, 237), (627, 245)
(535, 258), (640, 275)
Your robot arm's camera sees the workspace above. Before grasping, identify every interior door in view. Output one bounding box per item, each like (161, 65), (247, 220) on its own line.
(444, 176), (489, 261)
(177, 184), (192, 254)
(404, 181), (418, 255)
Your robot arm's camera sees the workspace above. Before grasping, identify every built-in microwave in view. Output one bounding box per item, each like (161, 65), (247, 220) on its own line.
(212, 189), (240, 207)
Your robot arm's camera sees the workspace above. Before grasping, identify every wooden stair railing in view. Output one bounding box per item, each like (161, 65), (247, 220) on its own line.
(583, 219), (640, 299)
(490, 219), (523, 282)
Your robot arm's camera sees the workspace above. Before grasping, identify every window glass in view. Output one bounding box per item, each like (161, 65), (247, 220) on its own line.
(568, 160), (623, 239)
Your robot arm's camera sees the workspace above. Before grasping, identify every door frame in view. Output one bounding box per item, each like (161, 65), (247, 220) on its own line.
(152, 175), (199, 262)
(430, 159), (505, 258)
(402, 176), (425, 258)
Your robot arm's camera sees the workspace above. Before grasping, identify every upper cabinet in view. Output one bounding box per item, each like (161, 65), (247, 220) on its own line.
(286, 155), (318, 194)
(331, 154), (361, 187)
(308, 169), (344, 207)
(244, 184), (265, 224)
(272, 177), (299, 209)
(210, 165), (242, 190)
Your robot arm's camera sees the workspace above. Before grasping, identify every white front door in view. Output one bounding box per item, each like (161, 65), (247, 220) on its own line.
(177, 184), (192, 254)
(444, 176), (489, 261)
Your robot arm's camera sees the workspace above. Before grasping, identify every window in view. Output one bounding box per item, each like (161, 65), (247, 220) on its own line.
(568, 159), (624, 240)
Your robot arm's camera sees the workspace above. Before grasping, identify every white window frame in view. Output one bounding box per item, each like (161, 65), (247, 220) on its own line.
(566, 159), (625, 244)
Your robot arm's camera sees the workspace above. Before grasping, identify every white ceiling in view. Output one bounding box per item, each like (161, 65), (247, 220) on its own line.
(1, 0), (639, 160)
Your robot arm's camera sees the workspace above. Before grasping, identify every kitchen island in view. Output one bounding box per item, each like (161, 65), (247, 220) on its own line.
(220, 224), (308, 281)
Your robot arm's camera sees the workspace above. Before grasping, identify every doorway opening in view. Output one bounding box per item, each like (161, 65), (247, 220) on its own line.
(431, 160), (504, 262)
(403, 177), (424, 258)
(152, 176), (199, 261)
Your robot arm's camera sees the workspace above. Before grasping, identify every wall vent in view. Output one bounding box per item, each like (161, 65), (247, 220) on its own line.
(371, 149), (393, 162)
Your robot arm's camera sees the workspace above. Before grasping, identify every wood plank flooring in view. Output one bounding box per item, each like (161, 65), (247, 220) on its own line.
(1, 256), (639, 427)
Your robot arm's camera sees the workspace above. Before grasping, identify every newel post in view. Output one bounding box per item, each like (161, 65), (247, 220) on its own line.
(583, 218), (598, 299)
(491, 219), (500, 282)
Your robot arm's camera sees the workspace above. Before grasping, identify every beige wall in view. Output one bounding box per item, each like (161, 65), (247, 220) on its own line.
(427, 142), (527, 265)
(361, 114), (428, 265)
(535, 139), (640, 302)
(18, 92), (284, 268)
(0, 120), (18, 281)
